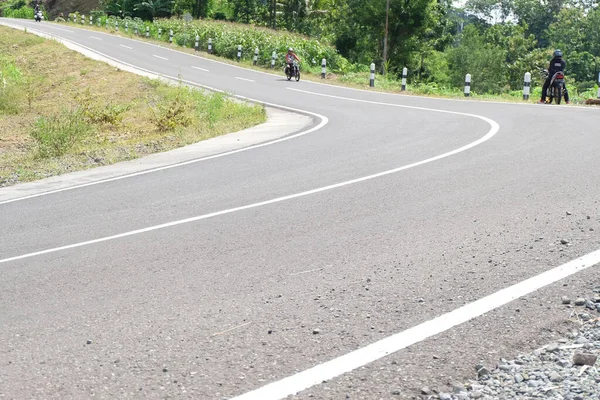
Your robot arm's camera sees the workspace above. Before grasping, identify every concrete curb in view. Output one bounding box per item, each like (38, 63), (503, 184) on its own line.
(0, 21), (314, 203)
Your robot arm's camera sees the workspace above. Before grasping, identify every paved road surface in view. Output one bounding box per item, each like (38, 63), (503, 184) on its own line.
(1, 18), (600, 399)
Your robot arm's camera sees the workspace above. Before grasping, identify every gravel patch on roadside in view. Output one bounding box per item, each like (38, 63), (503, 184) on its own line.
(426, 290), (600, 400)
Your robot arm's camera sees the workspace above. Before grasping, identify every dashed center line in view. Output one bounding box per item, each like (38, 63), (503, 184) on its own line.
(191, 66), (210, 72)
(153, 55), (168, 60)
(236, 77), (255, 82)
(120, 44), (133, 49)
(89, 36), (102, 40)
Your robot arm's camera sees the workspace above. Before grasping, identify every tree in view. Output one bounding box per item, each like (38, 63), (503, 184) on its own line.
(134, 0), (174, 19)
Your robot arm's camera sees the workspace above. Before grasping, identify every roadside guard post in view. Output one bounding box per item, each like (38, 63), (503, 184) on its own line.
(370, 63), (375, 87)
(90, 16), (93, 25)
(321, 59), (326, 79)
(146, 26), (150, 38)
(195, 35), (200, 51)
(169, 29), (173, 44)
(125, 21), (129, 33)
(271, 51), (276, 69)
(237, 45), (242, 61)
(401, 67), (407, 91)
(523, 72), (531, 100)
(464, 74), (471, 97)
(208, 38), (213, 54)
(597, 73), (600, 99)
(81, 15), (84, 24)
(115, 20), (118, 32)
(253, 48), (259, 65)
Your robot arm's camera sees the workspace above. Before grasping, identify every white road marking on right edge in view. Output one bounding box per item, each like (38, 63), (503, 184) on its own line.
(153, 54), (168, 60)
(231, 250), (600, 400)
(120, 44), (133, 49)
(0, 112), (498, 263)
(191, 66), (209, 72)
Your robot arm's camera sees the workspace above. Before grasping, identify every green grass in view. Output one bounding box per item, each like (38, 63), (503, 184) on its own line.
(0, 26), (266, 187)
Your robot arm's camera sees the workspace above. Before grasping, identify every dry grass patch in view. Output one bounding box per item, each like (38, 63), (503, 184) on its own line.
(0, 26), (266, 187)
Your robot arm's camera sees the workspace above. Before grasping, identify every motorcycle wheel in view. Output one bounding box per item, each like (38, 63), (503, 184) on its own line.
(554, 86), (561, 105)
(295, 69), (300, 82)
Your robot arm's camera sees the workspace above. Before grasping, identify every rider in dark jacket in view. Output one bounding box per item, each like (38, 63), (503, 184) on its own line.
(540, 49), (569, 104)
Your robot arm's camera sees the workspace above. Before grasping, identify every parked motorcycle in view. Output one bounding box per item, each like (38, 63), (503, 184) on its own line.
(285, 60), (300, 82)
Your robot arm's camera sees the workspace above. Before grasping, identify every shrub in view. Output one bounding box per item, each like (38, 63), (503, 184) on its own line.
(30, 109), (94, 158)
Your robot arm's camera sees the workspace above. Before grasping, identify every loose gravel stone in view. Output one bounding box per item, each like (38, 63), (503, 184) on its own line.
(429, 292), (600, 400)
(562, 296), (572, 305)
(573, 353), (597, 366)
(574, 298), (586, 306)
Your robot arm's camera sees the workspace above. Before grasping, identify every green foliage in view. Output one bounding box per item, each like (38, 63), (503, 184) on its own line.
(30, 109), (95, 158)
(0, 57), (24, 114)
(149, 85), (193, 131)
(3, 5), (34, 18)
(76, 89), (130, 125)
(447, 25), (508, 93)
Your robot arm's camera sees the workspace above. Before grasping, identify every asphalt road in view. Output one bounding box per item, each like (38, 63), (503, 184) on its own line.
(1, 18), (600, 400)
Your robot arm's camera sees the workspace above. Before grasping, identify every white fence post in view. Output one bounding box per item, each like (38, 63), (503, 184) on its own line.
(369, 63), (375, 87)
(253, 47), (259, 65)
(81, 15), (84, 24)
(401, 67), (407, 91)
(169, 29), (173, 43)
(237, 45), (242, 61)
(464, 74), (471, 97)
(523, 72), (531, 100)
(195, 35), (199, 51)
(321, 58), (326, 79)
(208, 38), (212, 53)
(90, 15), (93, 25)
(115, 20), (118, 32)
(146, 26), (150, 37)
(271, 51), (276, 69)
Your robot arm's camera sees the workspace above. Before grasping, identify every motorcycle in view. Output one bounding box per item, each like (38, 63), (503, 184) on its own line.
(34, 11), (43, 22)
(285, 60), (300, 82)
(545, 71), (566, 104)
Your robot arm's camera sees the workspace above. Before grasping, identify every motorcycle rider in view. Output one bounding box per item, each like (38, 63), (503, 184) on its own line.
(285, 48), (300, 75)
(540, 49), (569, 104)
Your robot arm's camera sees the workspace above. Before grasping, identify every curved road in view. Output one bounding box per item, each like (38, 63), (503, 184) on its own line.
(1, 18), (600, 399)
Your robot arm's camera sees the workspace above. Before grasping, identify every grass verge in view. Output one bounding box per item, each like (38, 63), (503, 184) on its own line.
(0, 26), (266, 187)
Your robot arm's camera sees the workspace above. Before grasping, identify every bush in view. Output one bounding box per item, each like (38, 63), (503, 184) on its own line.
(30, 109), (94, 158)
(4, 5), (34, 19)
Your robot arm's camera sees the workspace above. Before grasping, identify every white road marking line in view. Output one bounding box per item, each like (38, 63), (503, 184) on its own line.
(89, 36), (102, 40)
(289, 268), (324, 276)
(48, 26), (74, 33)
(236, 77), (255, 82)
(191, 66), (209, 72)
(153, 54), (168, 60)
(120, 44), (133, 49)
(0, 112), (498, 264)
(231, 250), (600, 400)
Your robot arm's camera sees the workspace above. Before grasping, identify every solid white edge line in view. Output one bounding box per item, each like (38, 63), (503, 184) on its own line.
(230, 249), (600, 400)
(191, 66), (209, 72)
(120, 44), (132, 49)
(152, 54), (168, 60)
(0, 111), (498, 264)
(0, 24), (327, 206)
(235, 77), (255, 82)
